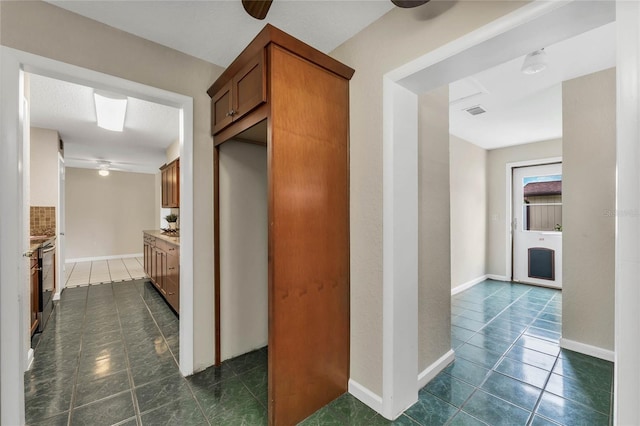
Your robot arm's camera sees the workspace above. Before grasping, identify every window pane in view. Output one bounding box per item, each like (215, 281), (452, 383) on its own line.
(523, 175), (562, 232)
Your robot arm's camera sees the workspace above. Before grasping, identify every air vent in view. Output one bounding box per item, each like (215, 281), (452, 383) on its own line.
(464, 105), (487, 116)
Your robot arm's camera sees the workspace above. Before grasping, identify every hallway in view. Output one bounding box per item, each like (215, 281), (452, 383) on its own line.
(25, 279), (613, 425)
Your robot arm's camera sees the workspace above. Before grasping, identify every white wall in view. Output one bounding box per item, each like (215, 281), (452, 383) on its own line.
(486, 138), (562, 279)
(65, 167), (155, 259)
(219, 141), (268, 360)
(562, 68), (616, 353)
(450, 135), (487, 290)
(330, 0), (526, 396)
(418, 89), (452, 370)
(29, 127), (58, 207)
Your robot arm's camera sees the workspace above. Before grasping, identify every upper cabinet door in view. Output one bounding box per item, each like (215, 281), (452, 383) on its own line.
(160, 158), (180, 208)
(212, 81), (233, 135)
(211, 50), (267, 135)
(233, 50), (266, 122)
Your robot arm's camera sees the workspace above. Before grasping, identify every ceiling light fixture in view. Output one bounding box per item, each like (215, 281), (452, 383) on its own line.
(97, 160), (111, 177)
(94, 92), (128, 131)
(521, 49), (547, 75)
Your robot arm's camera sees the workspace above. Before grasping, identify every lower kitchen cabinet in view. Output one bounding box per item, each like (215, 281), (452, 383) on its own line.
(143, 231), (180, 313)
(30, 253), (39, 336)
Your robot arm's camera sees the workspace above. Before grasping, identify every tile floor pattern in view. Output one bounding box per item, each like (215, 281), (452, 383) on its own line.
(26, 279), (613, 425)
(65, 258), (146, 287)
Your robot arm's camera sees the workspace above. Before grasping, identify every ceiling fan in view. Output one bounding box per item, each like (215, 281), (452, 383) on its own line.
(242, 0), (430, 20)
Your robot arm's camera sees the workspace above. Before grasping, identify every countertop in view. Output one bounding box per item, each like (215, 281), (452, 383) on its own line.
(143, 230), (180, 246)
(29, 235), (56, 255)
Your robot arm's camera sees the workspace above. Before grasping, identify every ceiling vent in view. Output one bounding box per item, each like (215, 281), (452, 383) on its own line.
(464, 105), (487, 116)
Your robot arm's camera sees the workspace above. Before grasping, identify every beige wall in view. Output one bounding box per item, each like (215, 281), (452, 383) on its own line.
(486, 138), (562, 278)
(30, 127), (59, 207)
(330, 1), (527, 395)
(0, 0), (222, 370)
(65, 168), (155, 259)
(562, 68), (616, 351)
(450, 135), (487, 290)
(219, 141), (268, 360)
(418, 89), (451, 369)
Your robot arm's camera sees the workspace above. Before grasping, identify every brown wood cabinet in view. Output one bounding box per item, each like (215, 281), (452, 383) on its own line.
(211, 51), (266, 135)
(160, 158), (180, 208)
(208, 24), (353, 426)
(143, 232), (179, 313)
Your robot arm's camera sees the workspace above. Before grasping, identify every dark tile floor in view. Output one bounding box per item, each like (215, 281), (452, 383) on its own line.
(26, 279), (613, 426)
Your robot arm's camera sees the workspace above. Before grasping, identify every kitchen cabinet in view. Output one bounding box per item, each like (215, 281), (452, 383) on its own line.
(160, 158), (180, 208)
(208, 24), (353, 426)
(211, 51), (266, 135)
(143, 231), (179, 313)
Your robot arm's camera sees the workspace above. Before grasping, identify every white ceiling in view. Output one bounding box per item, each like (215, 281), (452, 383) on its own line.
(48, 0), (395, 67)
(449, 21), (616, 150)
(29, 73), (180, 174)
(30, 1), (616, 170)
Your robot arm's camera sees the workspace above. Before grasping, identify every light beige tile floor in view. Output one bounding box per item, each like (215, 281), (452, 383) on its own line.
(65, 257), (146, 287)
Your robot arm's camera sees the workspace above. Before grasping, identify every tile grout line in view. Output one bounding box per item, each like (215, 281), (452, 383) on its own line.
(66, 284), (91, 426)
(111, 281), (145, 426)
(135, 281), (213, 425)
(448, 285), (555, 423)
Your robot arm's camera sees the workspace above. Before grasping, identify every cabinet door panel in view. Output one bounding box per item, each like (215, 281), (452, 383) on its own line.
(268, 46), (350, 426)
(233, 50), (266, 121)
(212, 81), (233, 134)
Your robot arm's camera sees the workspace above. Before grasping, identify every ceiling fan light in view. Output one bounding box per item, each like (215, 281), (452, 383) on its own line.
(94, 92), (127, 132)
(521, 49), (547, 75)
(242, 0), (272, 20)
(98, 169), (110, 177)
(391, 0), (430, 8)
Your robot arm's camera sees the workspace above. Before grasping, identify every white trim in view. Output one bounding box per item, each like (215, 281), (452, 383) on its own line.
(348, 379), (384, 414)
(614, 2), (640, 424)
(26, 348), (34, 371)
(560, 338), (615, 362)
(65, 253), (143, 263)
(505, 157), (562, 282)
(486, 274), (510, 282)
(452, 275), (487, 295)
(381, 77), (419, 420)
(417, 350), (455, 389)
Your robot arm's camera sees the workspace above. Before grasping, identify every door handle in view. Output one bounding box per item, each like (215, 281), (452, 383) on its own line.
(23, 250), (35, 257)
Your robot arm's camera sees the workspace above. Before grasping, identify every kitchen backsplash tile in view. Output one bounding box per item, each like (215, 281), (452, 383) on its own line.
(30, 206), (56, 236)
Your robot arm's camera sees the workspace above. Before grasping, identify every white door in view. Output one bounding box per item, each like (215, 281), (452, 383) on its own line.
(513, 163), (563, 288)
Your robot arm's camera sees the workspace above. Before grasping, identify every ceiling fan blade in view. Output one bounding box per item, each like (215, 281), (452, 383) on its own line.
(391, 0), (430, 8)
(242, 0), (273, 20)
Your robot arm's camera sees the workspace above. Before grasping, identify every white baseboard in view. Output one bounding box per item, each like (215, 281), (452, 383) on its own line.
(560, 338), (615, 362)
(418, 349), (455, 388)
(66, 253), (143, 263)
(348, 379), (383, 414)
(26, 348), (34, 371)
(53, 291), (61, 301)
(452, 275), (487, 295)
(486, 274), (510, 282)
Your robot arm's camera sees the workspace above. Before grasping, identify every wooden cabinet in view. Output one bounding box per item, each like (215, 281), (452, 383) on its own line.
(211, 51), (266, 135)
(160, 158), (180, 208)
(208, 24), (354, 426)
(143, 232), (179, 313)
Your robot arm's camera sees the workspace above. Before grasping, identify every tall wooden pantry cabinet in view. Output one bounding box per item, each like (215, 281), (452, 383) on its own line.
(208, 24), (353, 426)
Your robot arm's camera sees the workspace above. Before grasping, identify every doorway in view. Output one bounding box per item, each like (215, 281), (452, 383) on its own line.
(512, 163), (563, 288)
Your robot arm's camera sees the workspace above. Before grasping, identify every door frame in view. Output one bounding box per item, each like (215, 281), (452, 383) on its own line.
(0, 46), (195, 424)
(506, 157), (562, 283)
(380, 0), (637, 422)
